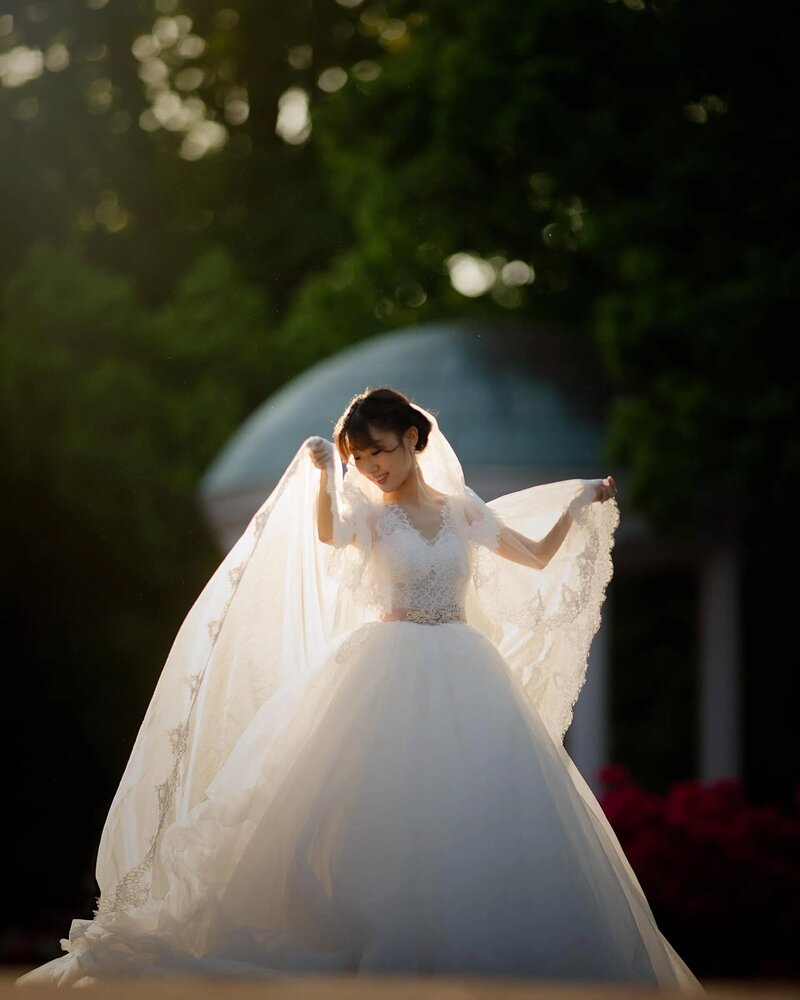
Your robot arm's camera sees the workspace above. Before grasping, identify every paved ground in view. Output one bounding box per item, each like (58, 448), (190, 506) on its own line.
(3, 973), (800, 999)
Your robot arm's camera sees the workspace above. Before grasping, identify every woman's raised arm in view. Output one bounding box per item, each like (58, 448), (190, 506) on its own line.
(307, 437), (337, 544)
(307, 437), (357, 547)
(491, 476), (617, 570)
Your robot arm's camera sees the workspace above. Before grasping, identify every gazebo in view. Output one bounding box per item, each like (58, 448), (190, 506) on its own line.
(201, 319), (741, 793)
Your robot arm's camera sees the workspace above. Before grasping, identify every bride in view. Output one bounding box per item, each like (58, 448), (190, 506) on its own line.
(17, 386), (704, 991)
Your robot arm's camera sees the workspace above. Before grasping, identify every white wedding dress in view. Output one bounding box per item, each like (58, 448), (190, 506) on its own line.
(17, 418), (703, 991)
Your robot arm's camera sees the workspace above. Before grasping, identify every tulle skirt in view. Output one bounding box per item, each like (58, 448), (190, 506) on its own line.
(18, 620), (703, 990)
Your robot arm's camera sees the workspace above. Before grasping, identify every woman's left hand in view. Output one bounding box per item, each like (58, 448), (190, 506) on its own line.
(569, 477), (618, 516)
(593, 476), (617, 503)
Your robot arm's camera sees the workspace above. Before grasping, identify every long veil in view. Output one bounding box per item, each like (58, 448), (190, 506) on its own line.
(90, 404), (618, 923)
(19, 401), (708, 994)
(14, 393), (708, 995)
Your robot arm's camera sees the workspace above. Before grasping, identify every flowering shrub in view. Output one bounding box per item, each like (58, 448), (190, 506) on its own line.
(597, 765), (800, 980)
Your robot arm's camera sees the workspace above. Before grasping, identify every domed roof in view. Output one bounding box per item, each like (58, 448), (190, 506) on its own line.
(201, 319), (610, 547)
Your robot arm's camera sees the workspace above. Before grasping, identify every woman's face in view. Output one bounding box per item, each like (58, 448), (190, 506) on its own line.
(350, 423), (418, 493)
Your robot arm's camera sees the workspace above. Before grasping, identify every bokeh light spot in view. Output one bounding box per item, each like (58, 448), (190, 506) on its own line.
(138, 57), (168, 85)
(379, 18), (406, 44)
(318, 66), (347, 93)
(94, 190), (131, 232)
(352, 59), (380, 82)
(175, 35), (205, 59)
(501, 260), (535, 286)
(224, 88), (249, 125)
(446, 253), (496, 297)
(153, 17), (180, 48)
(288, 44), (313, 70)
(179, 119), (227, 160)
(132, 35), (160, 61)
(276, 86), (311, 144)
(0, 45), (44, 88)
(44, 43), (70, 72)
(394, 283), (427, 308)
(175, 66), (204, 91)
(139, 108), (160, 132)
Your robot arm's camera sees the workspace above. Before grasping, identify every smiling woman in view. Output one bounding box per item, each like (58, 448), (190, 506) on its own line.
(17, 387), (699, 991)
(310, 386), (616, 569)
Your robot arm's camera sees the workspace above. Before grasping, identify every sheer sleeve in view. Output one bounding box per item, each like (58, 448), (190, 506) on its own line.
(344, 474), (376, 551)
(462, 485), (504, 550)
(318, 445), (375, 553)
(462, 485), (555, 568)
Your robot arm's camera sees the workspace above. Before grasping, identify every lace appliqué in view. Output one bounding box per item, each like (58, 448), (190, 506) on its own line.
(463, 491), (505, 553)
(383, 499), (451, 546)
(374, 500), (471, 618)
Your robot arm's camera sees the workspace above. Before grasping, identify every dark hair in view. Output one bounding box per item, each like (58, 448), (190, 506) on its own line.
(333, 386), (433, 463)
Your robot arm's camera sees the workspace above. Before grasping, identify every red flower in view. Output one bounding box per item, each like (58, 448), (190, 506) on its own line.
(592, 762), (800, 979)
(596, 762), (632, 788)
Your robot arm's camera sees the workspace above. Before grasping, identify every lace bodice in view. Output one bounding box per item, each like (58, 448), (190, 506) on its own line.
(370, 499), (472, 621)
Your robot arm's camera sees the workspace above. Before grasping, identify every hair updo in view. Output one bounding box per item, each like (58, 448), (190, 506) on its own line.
(333, 386), (433, 463)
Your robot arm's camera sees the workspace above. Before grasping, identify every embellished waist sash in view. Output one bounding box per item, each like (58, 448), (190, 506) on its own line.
(380, 605), (466, 625)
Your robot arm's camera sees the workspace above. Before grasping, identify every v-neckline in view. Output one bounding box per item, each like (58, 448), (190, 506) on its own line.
(384, 497), (451, 545)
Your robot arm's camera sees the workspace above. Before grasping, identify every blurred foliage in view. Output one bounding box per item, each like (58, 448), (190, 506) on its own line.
(1, 239), (270, 744)
(0, 240), (270, 938)
(1, 0), (797, 960)
(2, 0), (795, 534)
(300, 0), (797, 540)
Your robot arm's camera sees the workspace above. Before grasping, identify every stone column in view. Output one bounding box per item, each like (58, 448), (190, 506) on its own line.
(699, 544), (742, 780)
(567, 605), (611, 797)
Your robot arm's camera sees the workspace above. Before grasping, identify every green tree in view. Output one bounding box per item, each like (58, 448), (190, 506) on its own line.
(0, 242), (270, 762)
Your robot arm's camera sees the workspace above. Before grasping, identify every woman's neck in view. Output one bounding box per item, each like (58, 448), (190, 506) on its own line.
(383, 461), (431, 507)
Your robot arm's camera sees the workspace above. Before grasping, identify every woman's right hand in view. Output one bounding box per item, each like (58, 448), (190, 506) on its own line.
(307, 437), (335, 471)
